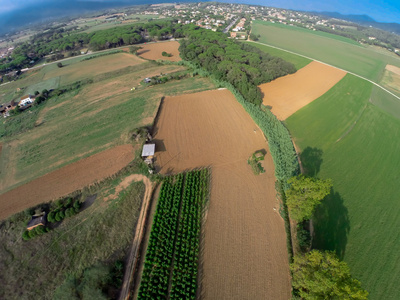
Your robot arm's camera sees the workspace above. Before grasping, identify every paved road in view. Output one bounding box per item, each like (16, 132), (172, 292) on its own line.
(223, 18), (238, 33)
(247, 40), (400, 102)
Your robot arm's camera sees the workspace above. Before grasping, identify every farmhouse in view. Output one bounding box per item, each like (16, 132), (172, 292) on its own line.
(19, 95), (34, 107)
(27, 215), (46, 231)
(143, 77), (152, 83)
(142, 143), (155, 165)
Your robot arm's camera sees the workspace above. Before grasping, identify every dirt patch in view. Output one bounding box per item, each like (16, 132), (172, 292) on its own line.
(153, 89), (291, 299)
(259, 61), (346, 120)
(386, 64), (400, 76)
(0, 144), (134, 221)
(137, 41), (181, 62)
(382, 65), (400, 93)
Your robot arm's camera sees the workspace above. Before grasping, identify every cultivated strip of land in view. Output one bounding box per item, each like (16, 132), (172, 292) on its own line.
(0, 144), (134, 220)
(153, 89), (291, 299)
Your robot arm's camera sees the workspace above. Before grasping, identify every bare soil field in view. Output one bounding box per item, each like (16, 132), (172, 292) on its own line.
(43, 53), (144, 84)
(259, 61), (346, 120)
(137, 41), (181, 62)
(0, 144), (134, 220)
(382, 64), (400, 93)
(153, 89), (291, 299)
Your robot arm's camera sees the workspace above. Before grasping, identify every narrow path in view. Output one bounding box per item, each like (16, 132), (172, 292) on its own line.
(247, 40), (400, 102)
(118, 174), (154, 300)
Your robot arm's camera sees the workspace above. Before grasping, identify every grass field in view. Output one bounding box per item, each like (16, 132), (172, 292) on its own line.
(285, 74), (400, 299)
(243, 41), (311, 70)
(252, 20), (400, 82)
(0, 172), (145, 299)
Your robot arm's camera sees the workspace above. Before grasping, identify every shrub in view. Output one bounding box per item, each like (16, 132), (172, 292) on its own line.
(22, 230), (31, 240)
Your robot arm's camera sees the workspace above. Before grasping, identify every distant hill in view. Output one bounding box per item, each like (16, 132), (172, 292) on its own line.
(315, 11), (400, 35)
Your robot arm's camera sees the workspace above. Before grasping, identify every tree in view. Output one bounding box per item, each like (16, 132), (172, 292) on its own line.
(129, 46), (142, 54)
(57, 62), (63, 68)
(291, 250), (368, 299)
(286, 175), (332, 222)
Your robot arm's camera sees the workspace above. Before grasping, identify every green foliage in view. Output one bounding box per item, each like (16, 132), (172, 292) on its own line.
(286, 175), (332, 222)
(0, 106), (41, 138)
(161, 51), (172, 57)
(179, 25), (296, 105)
(291, 250), (368, 299)
(247, 150), (265, 175)
(57, 62), (63, 68)
(139, 169), (209, 300)
(129, 46), (142, 54)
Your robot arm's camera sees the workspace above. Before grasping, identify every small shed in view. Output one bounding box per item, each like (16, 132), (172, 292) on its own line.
(27, 215), (46, 231)
(142, 144), (155, 158)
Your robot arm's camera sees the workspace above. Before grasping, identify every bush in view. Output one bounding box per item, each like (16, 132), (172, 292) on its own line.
(22, 230), (31, 240)
(47, 211), (55, 222)
(162, 51), (172, 57)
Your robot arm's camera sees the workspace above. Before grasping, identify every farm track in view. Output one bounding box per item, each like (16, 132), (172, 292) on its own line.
(153, 89), (291, 299)
(0, 144), (134, 220)
(249, 40), (400, 102)
(118, 175), (154, 300)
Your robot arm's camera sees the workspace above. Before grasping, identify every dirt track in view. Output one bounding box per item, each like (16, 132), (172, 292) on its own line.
(137, 41), (181, 62)
(0, 144), (134, 220)
(259, 61), (346, 120)
(153, 89), (291, 299)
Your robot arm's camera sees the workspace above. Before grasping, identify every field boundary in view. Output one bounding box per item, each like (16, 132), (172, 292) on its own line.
(247, 40), (400, 102)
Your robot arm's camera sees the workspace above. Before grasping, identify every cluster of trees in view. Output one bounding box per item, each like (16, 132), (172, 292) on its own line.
(179, 25), (296, 105)
(47, 198), (81, 223)
(286, 175), (368, 298)
(22, 225), (50, 240)
(1, 20), (182, 74)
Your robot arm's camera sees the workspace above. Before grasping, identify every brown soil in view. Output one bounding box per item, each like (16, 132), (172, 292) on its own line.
(137, 41), (181, 62)
(259, 61), (346, 120)
(153, 89), (291, 299)
(386, 64), (400, 76)
(0, 144), (134, 221)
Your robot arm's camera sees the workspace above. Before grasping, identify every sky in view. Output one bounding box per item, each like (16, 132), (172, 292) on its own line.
(0, 0), (399, 23)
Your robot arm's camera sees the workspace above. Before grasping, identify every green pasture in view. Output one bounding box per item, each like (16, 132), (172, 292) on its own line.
(252, 20), (400, 81)
(286, 74), (400, 299)
(242, 41), (311, 70)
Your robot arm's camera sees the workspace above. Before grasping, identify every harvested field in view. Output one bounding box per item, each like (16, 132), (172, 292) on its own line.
(153, 89), (291, 299)
(381, 64), (400, 94)
(43, 53), (144, 84)
(0, 144), (134, 220)
(259, 61), (346, 120)
(138, 41), (181, 62)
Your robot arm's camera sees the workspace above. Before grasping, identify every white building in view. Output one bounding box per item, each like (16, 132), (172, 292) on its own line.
(19, 95), (34, 107)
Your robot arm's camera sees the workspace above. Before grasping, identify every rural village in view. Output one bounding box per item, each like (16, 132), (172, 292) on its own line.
(0, 1), (400, 300)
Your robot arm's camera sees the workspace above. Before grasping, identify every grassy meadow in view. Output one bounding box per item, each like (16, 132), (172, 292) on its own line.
(286, 74), (400, 299)
(0, 51), (215, 193)
(252, 20), (400, 82)
(0, 170), (145, 299)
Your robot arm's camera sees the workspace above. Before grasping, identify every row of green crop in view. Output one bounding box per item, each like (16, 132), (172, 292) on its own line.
(170, 170), (208, 299)
(138, 169), (209, 300)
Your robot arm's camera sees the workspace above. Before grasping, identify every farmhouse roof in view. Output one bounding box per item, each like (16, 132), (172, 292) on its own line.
(142, 144), (155, 157)
(27, 215), (46, 230)
(20, 95), (32, 101)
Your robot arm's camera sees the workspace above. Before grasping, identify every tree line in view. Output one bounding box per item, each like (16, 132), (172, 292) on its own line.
(179, 25), (296, 105)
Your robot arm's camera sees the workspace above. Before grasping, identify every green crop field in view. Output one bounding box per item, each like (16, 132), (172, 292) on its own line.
(252, 20), (400, 81)
(285, 74), (400, 299)
(243, 41), (311, 70)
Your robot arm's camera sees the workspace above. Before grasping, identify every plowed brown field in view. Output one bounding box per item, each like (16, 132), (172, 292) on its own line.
(153, 89), (291, 299)
(259, 61), (346, 120)
(137, 41), (181, 62)
(0, 144), (134, 220)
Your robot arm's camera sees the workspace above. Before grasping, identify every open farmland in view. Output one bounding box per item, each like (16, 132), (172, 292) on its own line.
(153, 89), (291, 299)
(137, 41), (181, 61)
(0, 55), (214, 193)
(285, 74), (400, 299)
(0, 144), (134, 220)
(381, 64), (400, 95)
(42, 52), (144, 85)
(252, 20), (400, 82)
(259, 61), (346, 120)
